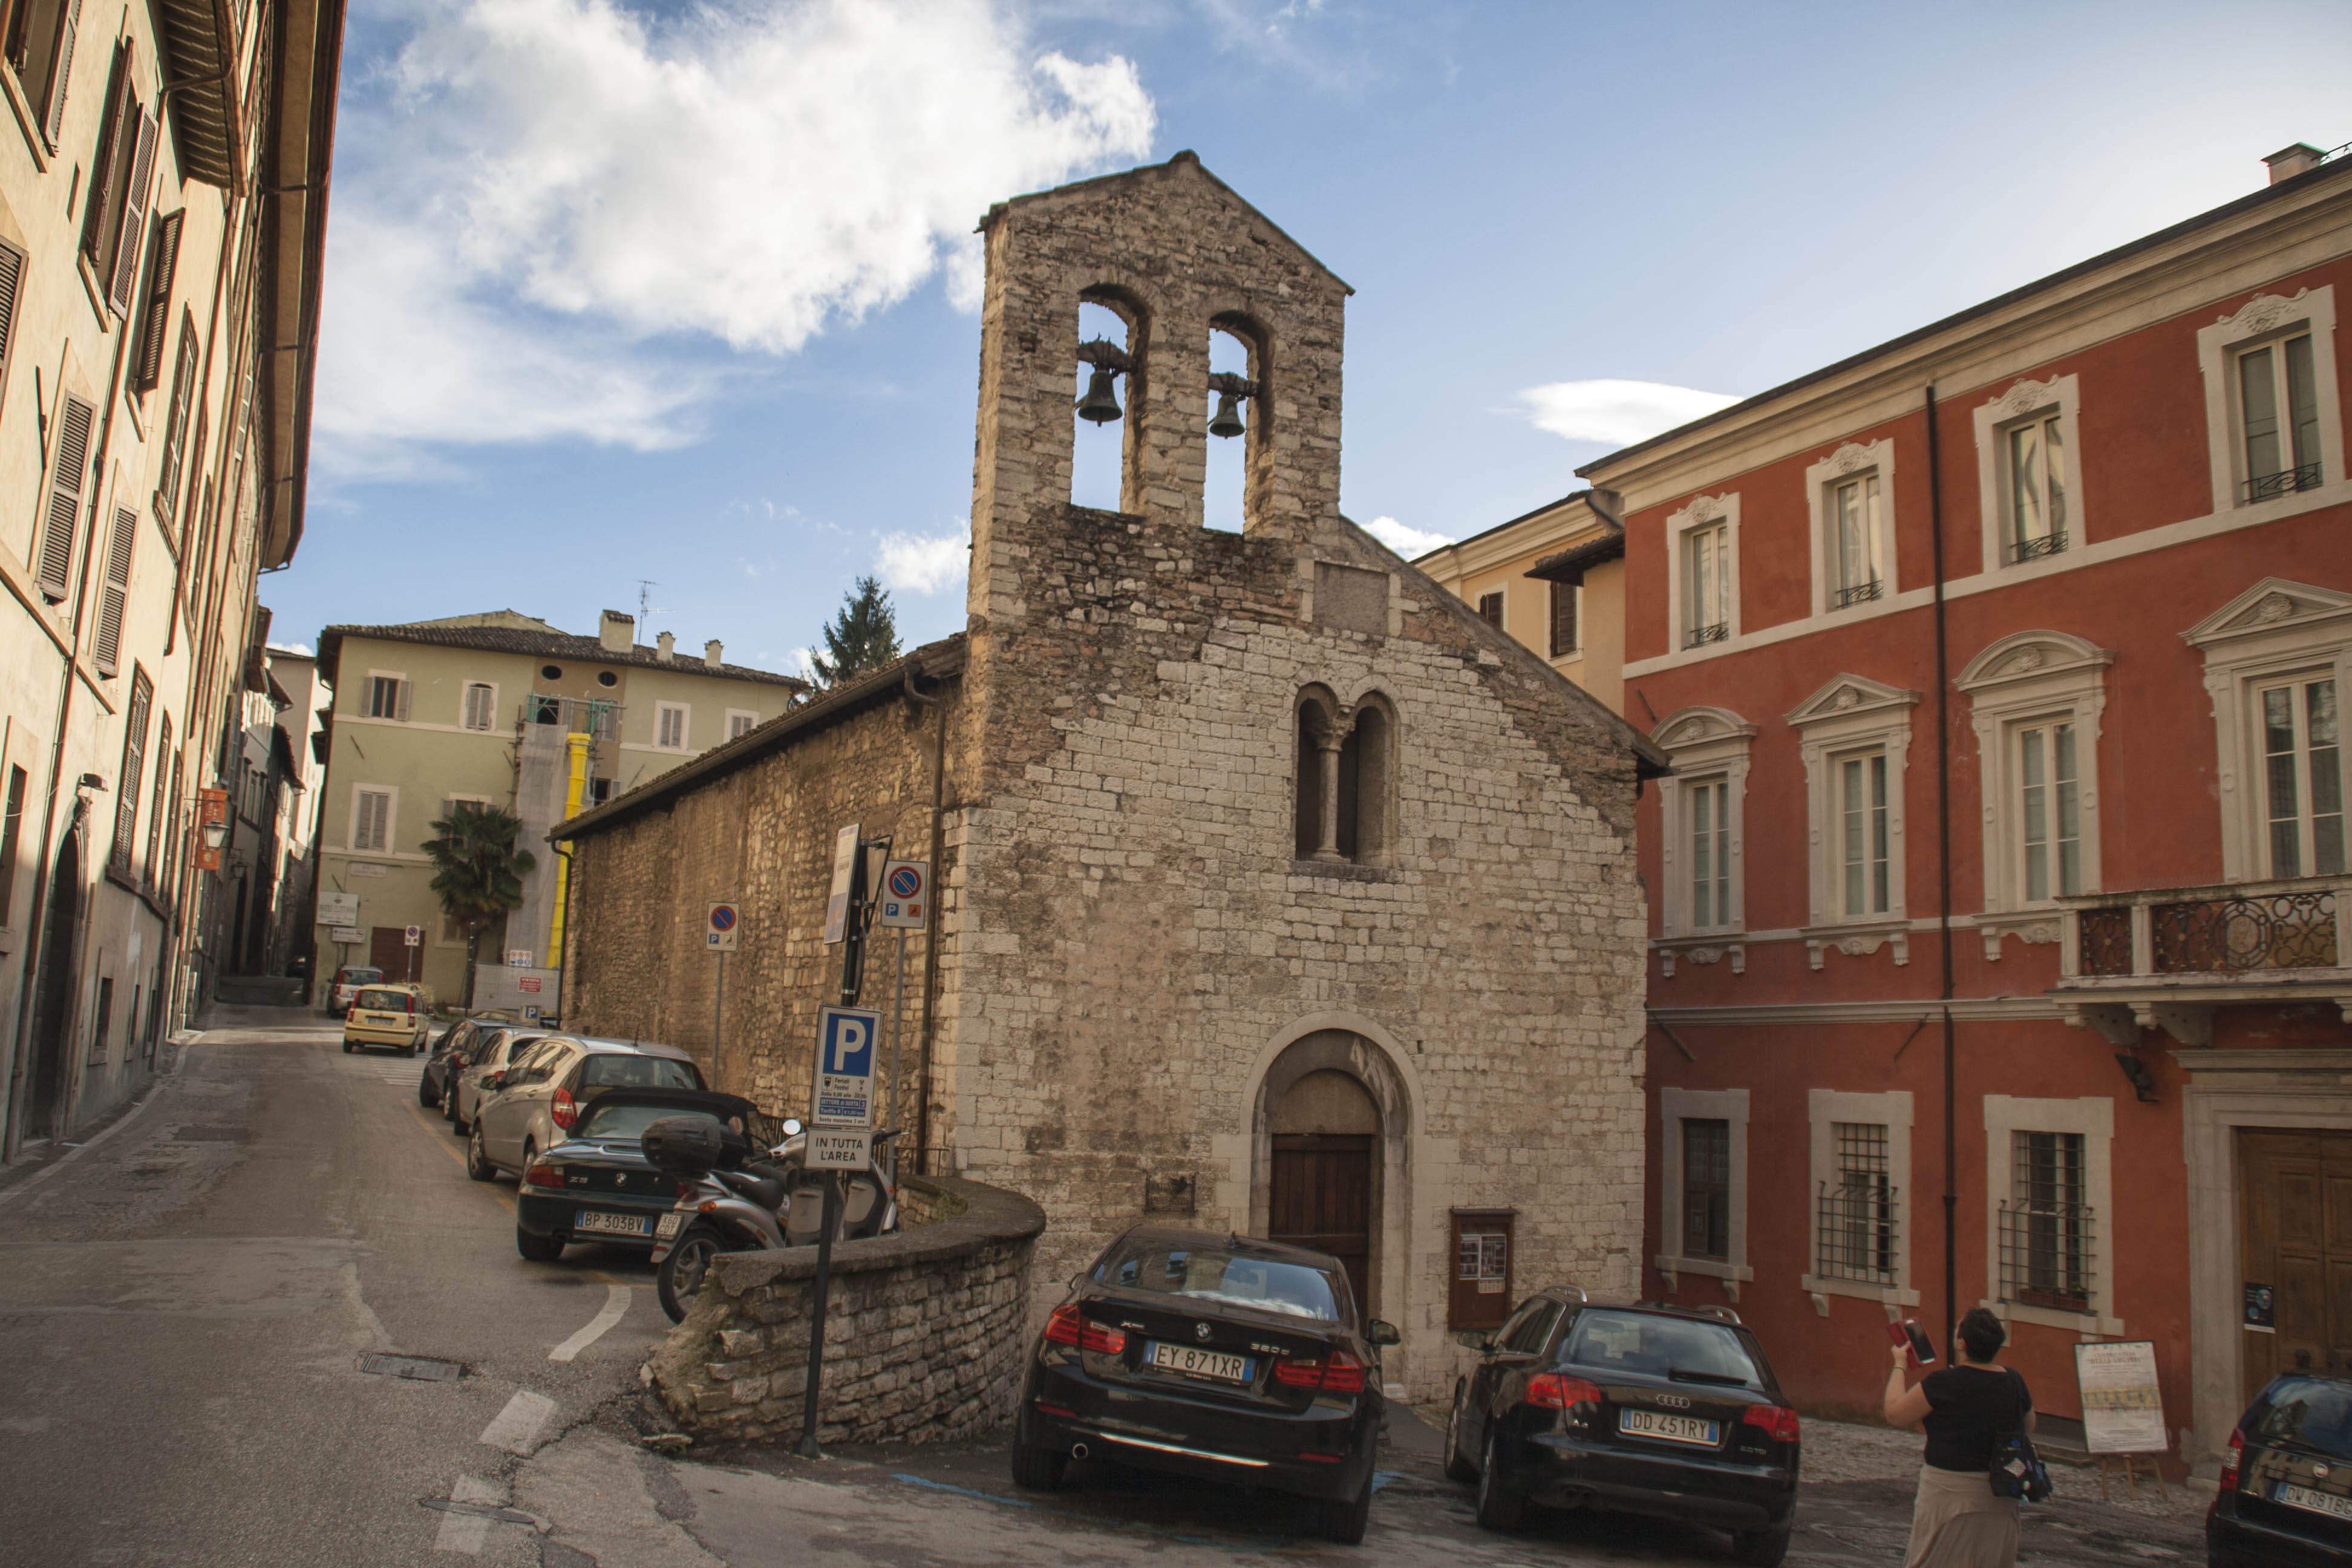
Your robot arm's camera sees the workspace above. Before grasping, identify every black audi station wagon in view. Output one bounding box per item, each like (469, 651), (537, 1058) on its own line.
(1011, 1224), (1399, 1544)
(1445, 1290), (1800, 1565)
(2210, 1370), (2352, 1566)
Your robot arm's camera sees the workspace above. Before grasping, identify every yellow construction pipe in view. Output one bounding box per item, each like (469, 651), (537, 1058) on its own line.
(547, 731), (590, 967)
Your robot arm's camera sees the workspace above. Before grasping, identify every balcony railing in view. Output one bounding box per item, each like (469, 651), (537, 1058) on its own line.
(2244, 462), (2324, 503)
(2069, 878), (2342, 978)
(1833, 578), (1884, 609)
(2005, 530), (2068, 564)
(1996, 1197), (2096, 1314)
(1685, 621), (1729, 649)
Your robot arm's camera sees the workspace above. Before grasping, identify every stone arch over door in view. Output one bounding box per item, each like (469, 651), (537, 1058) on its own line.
(1249, 1018), (1419, 1327)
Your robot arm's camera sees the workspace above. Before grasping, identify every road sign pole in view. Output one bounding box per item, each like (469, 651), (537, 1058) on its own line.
(797, 1171), (842, 1459)
(711, 950), (724, 1095)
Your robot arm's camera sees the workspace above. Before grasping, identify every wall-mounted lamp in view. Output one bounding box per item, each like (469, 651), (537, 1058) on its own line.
(77, 773), (106, 791)
(201, 817), (230, 852)
(2113, 1051), (2160, 1103)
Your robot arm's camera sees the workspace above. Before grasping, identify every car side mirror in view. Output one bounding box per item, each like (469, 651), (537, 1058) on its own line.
(1477, 1331), (1497, 1354)
(1367, 1319), (1400, 1347)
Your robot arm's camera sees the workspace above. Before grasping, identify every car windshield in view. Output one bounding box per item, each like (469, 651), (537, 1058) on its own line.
(1561, 1310), (1762, 1388)
(354, 989), (410, 1011)
(2252, 1377), (2352, 1456)
(342, 969), (382, 985)
(574, 1101), (773, 1146)
(579, 1054), (703, 1092)
(1093, 1237), (1344, 1322)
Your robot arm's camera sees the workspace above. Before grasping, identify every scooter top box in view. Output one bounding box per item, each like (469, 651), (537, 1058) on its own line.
(639, 1115), (748, 1178)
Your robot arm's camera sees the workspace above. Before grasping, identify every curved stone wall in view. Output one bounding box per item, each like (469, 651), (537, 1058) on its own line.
(650, 1174), (1046, 1446)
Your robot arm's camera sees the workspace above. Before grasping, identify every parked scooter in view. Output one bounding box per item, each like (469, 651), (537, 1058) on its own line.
(642, 1116), (900, 1322)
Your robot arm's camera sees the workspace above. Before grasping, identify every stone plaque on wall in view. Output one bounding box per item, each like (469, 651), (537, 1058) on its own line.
(1314, 562), (1388, 636)
(1143, 1173), (1195, 1214)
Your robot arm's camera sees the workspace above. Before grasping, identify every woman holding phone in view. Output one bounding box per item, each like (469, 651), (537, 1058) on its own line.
(1883, 1307), (2035, 1568)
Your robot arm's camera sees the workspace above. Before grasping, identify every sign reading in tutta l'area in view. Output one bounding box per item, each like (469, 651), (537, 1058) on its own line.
(876, 860), (929, 929)
(706, 901), (740, 951)
(806, 1126), (872, 1170)
(810, 1005), (881, 1125)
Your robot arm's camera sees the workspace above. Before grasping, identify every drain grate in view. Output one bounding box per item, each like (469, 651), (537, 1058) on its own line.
(361, 1353), (463, 1381)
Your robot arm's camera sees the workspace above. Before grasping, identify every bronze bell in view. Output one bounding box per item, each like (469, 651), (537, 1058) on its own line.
(1077, 367), (1122, 423)
(1208, 390), (1245, 439)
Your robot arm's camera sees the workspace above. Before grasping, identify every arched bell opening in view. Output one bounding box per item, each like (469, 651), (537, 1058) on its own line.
(1204, 322), (1254, 534)
(1071, 287), (1148, 512)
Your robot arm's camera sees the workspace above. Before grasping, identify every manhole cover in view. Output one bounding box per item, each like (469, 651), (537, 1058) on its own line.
(361, 1353), (463, 1381)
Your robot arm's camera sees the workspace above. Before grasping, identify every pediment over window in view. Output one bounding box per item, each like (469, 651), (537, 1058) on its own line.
(1982, 377), (2064, 422)
(1785, 673), (1918, 730)
(1651, 705), (1757, 752)
(2182, 577), (2352, 650)
(2215, 289), (2316, 338)
(1955, 630), (2114, 693)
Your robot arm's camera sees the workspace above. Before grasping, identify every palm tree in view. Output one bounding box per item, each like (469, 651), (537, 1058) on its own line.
(422, 802), (537, 1009)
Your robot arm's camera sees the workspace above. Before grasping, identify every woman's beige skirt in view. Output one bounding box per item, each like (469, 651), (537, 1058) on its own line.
(1903, 1462), (2020, 1568)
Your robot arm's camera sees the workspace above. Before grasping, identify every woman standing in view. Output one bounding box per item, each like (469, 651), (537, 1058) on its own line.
(1883, 1307), (2036, 1568)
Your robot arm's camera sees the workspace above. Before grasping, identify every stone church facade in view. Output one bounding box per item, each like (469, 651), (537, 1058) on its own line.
(556, 154), (1662, 1399)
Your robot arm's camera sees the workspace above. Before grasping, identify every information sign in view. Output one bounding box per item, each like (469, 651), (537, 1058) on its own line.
(2075, 1340), (2167, 1454)
(806, 1126), (872, 1171)
(707, 901), (740, 951)
(810, 1005), (881, 1125)
(876, 860), (929, 929)
(505, 949), (533, 968)
(330, 926), (364, 946)
(822, 826), (860, 944)
(317, 892), (360, 927)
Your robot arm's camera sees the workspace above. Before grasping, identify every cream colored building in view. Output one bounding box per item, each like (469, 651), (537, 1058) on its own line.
(1414, 490), (1628, 716)
(1, 0), (343, 1157)
(313, 611), (806, 1003)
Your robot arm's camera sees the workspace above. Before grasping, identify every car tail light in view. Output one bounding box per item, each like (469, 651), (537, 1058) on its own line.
(523, 1163), (563, 1188)
(552, 1088), (577, 1131)
(1527, 1374), (1603, 1410)
(1742, 1404), (1802, 1443)
(1275, 1349), (1368, 1394)
(1042, 1304), (1126, 1355)
(1033, 1400), (1077, 1419)
(2220, 1426), (2244, 1492)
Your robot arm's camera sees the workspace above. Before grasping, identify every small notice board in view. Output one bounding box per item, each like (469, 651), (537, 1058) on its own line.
(2075, 1339), (2166, 1454)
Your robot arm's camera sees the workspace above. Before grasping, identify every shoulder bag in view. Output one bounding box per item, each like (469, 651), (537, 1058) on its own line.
(1987, 1368), (2053, 1502)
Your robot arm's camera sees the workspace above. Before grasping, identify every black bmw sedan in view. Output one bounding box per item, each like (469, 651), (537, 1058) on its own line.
(1445, 1290), (1800, 1566)
(1010, 1224), (1398, 1544)
(512, 1089), (777, 1263)
(2210, 1370), (2352, 1567)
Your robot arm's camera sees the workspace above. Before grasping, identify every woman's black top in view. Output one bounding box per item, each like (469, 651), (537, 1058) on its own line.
(1920, 1365), (2032, 1472)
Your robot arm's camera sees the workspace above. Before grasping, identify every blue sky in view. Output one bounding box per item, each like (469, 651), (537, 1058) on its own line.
(270, 0), (2352, 676)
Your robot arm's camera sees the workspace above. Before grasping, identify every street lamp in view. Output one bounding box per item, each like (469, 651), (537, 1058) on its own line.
(201, 817), (229, 852)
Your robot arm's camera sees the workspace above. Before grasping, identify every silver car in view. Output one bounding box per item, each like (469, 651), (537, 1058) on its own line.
(448, 1027), (549, 1136)
(467, 1035), (705, 1184)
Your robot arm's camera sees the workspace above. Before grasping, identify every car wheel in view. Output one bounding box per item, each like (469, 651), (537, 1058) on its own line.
(1731, 1527), (1791, 1567)
(1474, 1428), (1526, 1534)
(419, 1075), (439, 1108)
(657, 1224), (725, 1324)
(466, 1123), (497, 1182)
(516, 1225), (564, 1263)
(342, 1039), (353, 1053)
(1315, 1469), (1373, 1545)
(449, 1094), (468, 1134)
(1443, 1381), (1478, 1484)
(1009, 1443), (1067, 1492)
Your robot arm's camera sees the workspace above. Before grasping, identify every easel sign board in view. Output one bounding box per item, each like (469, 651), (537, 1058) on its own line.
(2076, 1339), (2167, 1454)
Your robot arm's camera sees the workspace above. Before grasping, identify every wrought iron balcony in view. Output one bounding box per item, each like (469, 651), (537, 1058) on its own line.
(2005, 530), (2068, 564)
(1833, 578), (1884, 609)
(2053, 876), (2352, 1045)
(2243, 462), (2324, 503)
(1685, 621), (1729, 648)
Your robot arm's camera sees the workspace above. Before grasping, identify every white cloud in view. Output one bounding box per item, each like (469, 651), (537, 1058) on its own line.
(266, 641), (316, 656)
(317, 0), (1156, 465)
(1518, 379), (1743, 447)
(1359, 515), (1455, 559)
(877, 522), (970, 595)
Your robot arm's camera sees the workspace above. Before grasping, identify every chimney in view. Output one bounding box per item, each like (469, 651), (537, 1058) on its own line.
(704, 639), (723, 669)
(2267, 143), (2327, 185)
(656, 631), (675, 661)
(598, 609), (634, 653)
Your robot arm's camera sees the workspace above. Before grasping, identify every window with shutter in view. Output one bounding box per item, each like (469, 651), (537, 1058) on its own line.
(0, 238), (23, 417)
(143, 710), (170, 885)
(0, 763), (24, 926)
(79, 42), (127, 261)
(92, 505), (134, 673)
(656, 703), (687, 749)
(366, 675), (411, 720)
(352, 789), (392, 852)
(154, 319), (196, 516)
(111, 665), (149, 871)
(106, 108), (157, 315)
(156, 751), (180, 896)
(131, 215), (183, 394)
(35, 393), (93, 600)
(30, 0), (80, 148)
(176, 407), (204, 552)
(1548, 581), (1579, 658)
(462, 682), (495, 731)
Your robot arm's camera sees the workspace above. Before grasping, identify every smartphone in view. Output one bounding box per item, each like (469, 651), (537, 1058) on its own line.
(1886, 1318), (1938, 1369)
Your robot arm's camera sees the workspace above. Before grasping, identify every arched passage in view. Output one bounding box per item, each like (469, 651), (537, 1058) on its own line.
(29, 831), (81, 1138)
(1252, 1025), (1415, 1322)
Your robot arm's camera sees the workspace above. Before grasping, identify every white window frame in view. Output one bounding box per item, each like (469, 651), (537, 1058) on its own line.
(654, 701), (690, 751)
(460, 681), (499, 733)
(2183, 577), (2352, 882)
(1655, 1086), (1752, 1298)
(2255, 672), (2347, 879)
(725, 708), (760, 741)
(1971, 375), (2086, 575)
(363, 670), (411, 722)
(1805, 442), (1898, 618)
(1664, 492), (1740, 650)
(1956, 630), (2112, 957)
(1833, 748), (1893, 920)
(1651, 705), (1756, 976)
(1800, 1089), (1918, 1313)
(1981, 1094), (2121, 1336)
(2198, 285), (2345, 516)
(1787, 673), (1917, 967)
(348, 786), (396, 854)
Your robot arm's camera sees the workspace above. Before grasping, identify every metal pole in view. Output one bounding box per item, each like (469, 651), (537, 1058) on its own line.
(886, 930), (905, 1184)
(797, 1171), (841, 1459)
(711, 950), (724, 1095)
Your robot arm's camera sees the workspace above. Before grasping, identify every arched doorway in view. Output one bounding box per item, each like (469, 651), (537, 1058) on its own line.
(1269, 1070), (1378, 1311)
(28, 832), (81, 1138)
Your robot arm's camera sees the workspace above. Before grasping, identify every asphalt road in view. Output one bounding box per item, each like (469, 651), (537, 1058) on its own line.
(0, 1005), (2216, 1566)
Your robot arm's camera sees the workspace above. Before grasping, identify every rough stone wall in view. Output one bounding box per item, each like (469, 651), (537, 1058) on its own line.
(650, 1175), (1044, 1446)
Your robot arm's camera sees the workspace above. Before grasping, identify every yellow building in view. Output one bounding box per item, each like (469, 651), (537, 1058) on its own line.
(1413, 490), (1627, 716)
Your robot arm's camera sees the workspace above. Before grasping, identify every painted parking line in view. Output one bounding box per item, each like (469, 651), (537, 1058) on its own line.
(434, 1474), (504, 1553)
(479, 1390), (559, 1455)
(549, 1284), (632, 1363)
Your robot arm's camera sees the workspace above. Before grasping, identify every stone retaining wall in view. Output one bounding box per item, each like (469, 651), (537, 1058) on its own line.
(649, 1174), (1045, 1446)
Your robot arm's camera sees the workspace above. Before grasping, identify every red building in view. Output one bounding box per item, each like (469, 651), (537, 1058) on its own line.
(1576, 143), (2352, 1474)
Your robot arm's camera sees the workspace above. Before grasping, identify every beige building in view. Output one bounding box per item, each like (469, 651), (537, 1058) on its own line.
(1, 0), (343, 1156)
(1414, 491), (1628, 716)
(313, 611), (805, 1003)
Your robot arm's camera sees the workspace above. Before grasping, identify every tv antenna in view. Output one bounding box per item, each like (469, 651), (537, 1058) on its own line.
(637, 579), (658, 622)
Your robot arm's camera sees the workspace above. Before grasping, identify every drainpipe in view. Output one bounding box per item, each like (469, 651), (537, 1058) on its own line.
(1926, 384), (1958, 1355)
(901, 662), (947, 1177)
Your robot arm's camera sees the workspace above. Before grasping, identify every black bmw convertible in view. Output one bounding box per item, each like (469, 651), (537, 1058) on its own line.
(1010, 1223), (1398, 1544)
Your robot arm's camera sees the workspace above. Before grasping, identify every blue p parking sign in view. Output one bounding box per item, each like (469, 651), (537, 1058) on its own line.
(811, 1006), (881, 1125)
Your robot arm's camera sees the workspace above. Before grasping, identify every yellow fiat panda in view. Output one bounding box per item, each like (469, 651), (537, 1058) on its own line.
(342, 984), (433, 1055)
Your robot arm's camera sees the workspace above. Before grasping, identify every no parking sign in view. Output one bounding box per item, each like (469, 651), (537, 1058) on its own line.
(876, 860), (929, 929)
(707, 901), (740, 951)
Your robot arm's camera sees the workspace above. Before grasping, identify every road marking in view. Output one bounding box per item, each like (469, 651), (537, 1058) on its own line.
(434, 1474), (503, 1553)
(479, 1390), (559, 1455)
(550, 1284), (632, 1362)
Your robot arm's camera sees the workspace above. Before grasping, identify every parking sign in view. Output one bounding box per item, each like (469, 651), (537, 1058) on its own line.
(707, 901), (740, 951)
(876, 860), (929, 929)
(811, 1006), (881, 1125)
